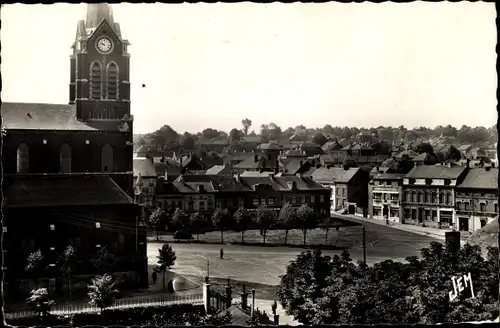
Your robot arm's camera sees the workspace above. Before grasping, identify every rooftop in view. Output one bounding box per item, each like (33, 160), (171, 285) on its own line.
(405, 164), (467, 180)
(4, 175), (134, 208)
(311, 167), (360, 184)
(2, 102), (124, 131)
(457, 167), (498, 190)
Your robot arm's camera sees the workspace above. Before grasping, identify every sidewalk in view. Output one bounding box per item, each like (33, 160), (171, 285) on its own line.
(336, 212), (470, 242)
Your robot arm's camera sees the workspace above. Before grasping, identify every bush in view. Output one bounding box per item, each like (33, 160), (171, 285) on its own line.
(173, 229), (194, 241)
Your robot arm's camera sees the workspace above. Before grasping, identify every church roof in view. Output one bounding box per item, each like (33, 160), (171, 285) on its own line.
(3, 175), (134, 208)
(2, 102), (127, 132)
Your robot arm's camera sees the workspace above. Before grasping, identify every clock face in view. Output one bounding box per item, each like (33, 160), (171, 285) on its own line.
(97, 37), (113, 53)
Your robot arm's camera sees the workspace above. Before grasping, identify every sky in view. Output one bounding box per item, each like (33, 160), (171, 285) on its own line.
(1, 3), (497, 134)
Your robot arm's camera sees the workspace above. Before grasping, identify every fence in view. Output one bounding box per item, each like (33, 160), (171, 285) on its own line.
(5, 293), (204, 320)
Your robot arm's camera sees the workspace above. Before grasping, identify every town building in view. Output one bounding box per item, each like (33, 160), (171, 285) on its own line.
(369, 173), (405, 222)
(455, 167), (498, 232)
(155, 174), (331, 218)
(401, 164), (468, 229)
(310, 167), (370, 215)
(1, 4), (148, 299)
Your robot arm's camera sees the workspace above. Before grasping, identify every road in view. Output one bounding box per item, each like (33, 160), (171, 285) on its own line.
(148, 215), (439, 287)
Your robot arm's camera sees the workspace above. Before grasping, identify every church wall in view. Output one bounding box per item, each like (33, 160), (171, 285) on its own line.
(3, 130), (130, 174)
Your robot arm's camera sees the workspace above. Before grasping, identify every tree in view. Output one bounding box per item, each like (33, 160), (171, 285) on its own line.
(26, 288), (55, 318)
(201, 128), (221, 140)
(415, 142), (434, 154)
(277, 242), (499, 325)
(91, 247), (116, 274)
(149, 207), (165, 241)
(25, 249), (46, 288)
(233, 206), (254, 244)
(241, 118), (252, 136)
(190, 212), (207, 242)
(179, 133), (196, 150)
(88, 274), (119, 313)
(157, 243), (177, 292)
(278, 202), (297, 245)
(312, 132), (327, 146)
(229, 128), (242, 143)
(211, 207), (232, 244)
(342, 158), (358, 170)
(321, 216), (335, 246)
(171, 208), (189, 232)
(277, 249), (335, 325)
(58, 245), (76, 301)
(295, 204), (317, 246)
(446, 145), (462, 162)
(255, 205), (276, 244)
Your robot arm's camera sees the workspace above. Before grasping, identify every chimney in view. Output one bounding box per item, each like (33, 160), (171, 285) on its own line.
(299, 160), (303, 167)
(466, 158), (471, 168)
(241, 285), (249, 310)
(251, 289), (256, 319)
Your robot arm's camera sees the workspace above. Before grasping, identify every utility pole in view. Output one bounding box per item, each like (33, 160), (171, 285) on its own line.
(362, 225), (366, 265)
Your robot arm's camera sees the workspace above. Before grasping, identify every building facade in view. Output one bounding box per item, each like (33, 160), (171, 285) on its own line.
(155, 174), (331, 219)
(311, 167), (370, 215)
(455, 167), (498, 232)
(1, 4), (148, 299)
(401, 164), (468, 229)
(369, 173), (405, 222)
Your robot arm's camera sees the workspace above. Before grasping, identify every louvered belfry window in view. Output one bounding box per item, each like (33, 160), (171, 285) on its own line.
(106, 62), (119, 100)
(90, 61), (103, 99)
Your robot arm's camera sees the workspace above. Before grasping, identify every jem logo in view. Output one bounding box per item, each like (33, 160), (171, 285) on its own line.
(449, 272), (475, 302)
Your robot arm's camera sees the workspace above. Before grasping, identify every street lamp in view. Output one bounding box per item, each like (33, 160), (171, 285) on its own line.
(197, 254), (210, 282)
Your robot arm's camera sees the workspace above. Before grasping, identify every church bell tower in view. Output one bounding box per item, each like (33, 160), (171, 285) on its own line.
(69, 3), (131, 123)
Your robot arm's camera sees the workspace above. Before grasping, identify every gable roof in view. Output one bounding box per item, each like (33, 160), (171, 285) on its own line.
(206, 165), (232, 175)
(4, 175), (134, 208)
(457, 168), (498, 190)
(405, 164), (467, 179)
(2, 102), (125, 131)
(234, 154), (276, 170)
(311, 167), (360, 184)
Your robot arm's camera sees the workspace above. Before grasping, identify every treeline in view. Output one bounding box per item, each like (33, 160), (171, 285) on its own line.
(148, 203), (336, 246)
(135, 119), (497, 150)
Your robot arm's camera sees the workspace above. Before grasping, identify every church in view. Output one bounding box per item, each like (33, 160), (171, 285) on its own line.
(1, 4), (148, 300)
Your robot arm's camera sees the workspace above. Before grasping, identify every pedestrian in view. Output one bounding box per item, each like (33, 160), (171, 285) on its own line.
(220, 248), (224, 260)
(152, 271), (157, 284)
(386, 218), (389, 226)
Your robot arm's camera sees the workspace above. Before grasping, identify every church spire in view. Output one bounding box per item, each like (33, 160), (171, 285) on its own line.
(85, 3), (114, 29)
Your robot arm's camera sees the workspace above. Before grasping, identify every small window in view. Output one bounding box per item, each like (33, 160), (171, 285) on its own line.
(96, 222), (101, 228)
(495, 203), (498, 213)
(253, 198), (259, 206)
(311, 196), (316, 203)
(49, 263), (56, 267)
(425, 178), (432, 185)
(292, 197), (297, 204)
(260, 198), (265, 205)
(2, 227), (7, 233)
(319, 195), (324, 203)
(50, 224), (55, 231)
(268, 198), (275, 205)
(43, 139), (47, 144)
(16, 143), (30, 173)
(96, 244), (101, 248)
(86, 140), (90, 145)
(199, 201), (205, 210)
(50, 247), (55, 251)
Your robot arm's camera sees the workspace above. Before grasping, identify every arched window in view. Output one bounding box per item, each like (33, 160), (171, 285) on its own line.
(16, 143), (29, 173)
(59, 143), (72, 173)
(89, 61), (103, 100)
(106, 62), (119, 100)
(101, 143), (114, 172)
